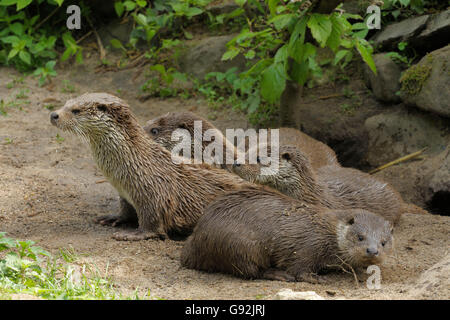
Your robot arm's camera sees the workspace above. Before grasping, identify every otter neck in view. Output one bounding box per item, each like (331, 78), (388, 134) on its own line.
(89, 124), (175, 204)
(284, 169), (335, 208)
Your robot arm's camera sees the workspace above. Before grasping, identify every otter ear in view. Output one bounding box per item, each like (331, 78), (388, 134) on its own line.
(281, 152), (291, 161)
(178, 122), (188, 129)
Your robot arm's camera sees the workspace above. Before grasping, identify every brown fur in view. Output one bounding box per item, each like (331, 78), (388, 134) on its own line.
(144, 111), (338, 170)
(232, 145), (427, 225)
(50, 93), (249, 240)
(181, 185), (393, 282)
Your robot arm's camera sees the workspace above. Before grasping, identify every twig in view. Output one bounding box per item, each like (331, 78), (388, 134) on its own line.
(34, 6), (60, 31)
(86, 16), (106, 60)
(95, 179), (107, 184)
(76, 30), (93, 44)
(369, 148), (427, 175)
(318, 93), (344, 100)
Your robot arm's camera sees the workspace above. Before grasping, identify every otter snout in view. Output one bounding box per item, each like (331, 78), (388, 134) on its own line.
(366, 247), (379, 257)
(50, 112), (59, 125)
(232, 160), (241, 168)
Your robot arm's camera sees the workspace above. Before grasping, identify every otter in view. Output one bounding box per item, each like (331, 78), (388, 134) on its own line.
(232, 145), (428, 225)
(144, 111), (338, 170)
(181, 185), (393, 282)
(50, 93), (249, 241)
(144, 111), (237, 170)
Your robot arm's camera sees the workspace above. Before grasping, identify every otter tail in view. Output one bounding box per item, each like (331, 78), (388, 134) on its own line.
(404, 203), (429, 215)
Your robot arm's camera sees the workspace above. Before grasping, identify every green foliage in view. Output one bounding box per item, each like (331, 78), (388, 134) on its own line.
(0, 232), (144, 300)
(216, 0), (376, 124)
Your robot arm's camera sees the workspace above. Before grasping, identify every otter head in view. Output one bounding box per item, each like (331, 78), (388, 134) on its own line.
(144, 111), (201, 151)
(232, 145), (315, 194)
(50, 92), (139, 143)
(334, 209), (393, 268)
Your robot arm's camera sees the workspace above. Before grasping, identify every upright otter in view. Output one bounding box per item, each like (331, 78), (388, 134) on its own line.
(232, 145), (428, 225)
(144, 111), (338, 170)
(50, 93), (249, 241)
(181, 185), (393, 282)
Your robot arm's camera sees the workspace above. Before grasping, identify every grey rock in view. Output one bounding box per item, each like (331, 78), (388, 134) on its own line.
(373, 15), (430, 51)
(364, 105), (450, 167)
(178, 34), (246, 80)
(401, 45), (450, 118)
(413, 9), (450, 52)
(275, 289), (325, 300)
(363, 53), (402, 103)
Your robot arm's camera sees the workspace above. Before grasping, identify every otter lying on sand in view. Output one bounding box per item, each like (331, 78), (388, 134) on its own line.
(144, 111), (338, 170)
(50, 93), (248, 241)
(232, 145), (428, 225)
(181, 185), (393, 282)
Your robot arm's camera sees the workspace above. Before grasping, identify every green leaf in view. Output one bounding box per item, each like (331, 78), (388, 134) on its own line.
(307, 14), (332, 48)
(356, 40), (376, 74)
(1, 35), (19, 44)
(110, 39), (124, 49)
(9, 22), (23, 36)
(244, 49), (255, 59)
(260, 63), (286, 104)
(221, 47), (240, 61)
(123, 0), (136, 11)
(235, 0), (247, 6)
(326, 15), (344, 52)
(114, 1), (124, 17)
(290, 59), (309, 86)
(333, 49), (350, 65)
(7, 48), (19, 59)
(54, 0), (64, 6)
(268, 14), (295, 31)
(184, 30), (193, 40)
(290, 42), (316, 64)
(19, 50), (30, 64)
(288, 18), (307, 53)
(268, 0), (280, 17)
(274, 44), (288, 64)
(16, 0), (32, 11)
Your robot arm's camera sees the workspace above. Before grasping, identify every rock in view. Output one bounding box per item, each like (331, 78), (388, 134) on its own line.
(425, 146), (450, 215)
(178, 35), (246, 80)
(413, 9), (450, 53)
(364, 105), (450, 167)
(408, 254), (450, 299)
(373, 15), (430, 51)
(206, 0), (240, 15)
(363, 53), (402, 104)
(400, 45), (450, 118)
(275, 289), (325, 300)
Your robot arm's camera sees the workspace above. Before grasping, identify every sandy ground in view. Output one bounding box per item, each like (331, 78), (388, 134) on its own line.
(0, 56), (449, 300)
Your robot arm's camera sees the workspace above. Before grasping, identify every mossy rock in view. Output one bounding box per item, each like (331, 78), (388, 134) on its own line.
(400, 45), (450, 118)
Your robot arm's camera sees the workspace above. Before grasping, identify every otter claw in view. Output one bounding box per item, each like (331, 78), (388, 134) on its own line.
(112, 231), (165, 241)
(95, 214), (127, 226)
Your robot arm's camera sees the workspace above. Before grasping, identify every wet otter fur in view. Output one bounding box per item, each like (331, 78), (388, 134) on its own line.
(144, 111), (338, 170)
(50, 93), (249, 241)
(232, 145), (428, 225)
(181, 185), (393, 282)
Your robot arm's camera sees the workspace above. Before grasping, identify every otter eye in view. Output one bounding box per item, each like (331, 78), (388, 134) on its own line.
(358, 235), (364, 241)
(71, 109), (80, 115)
(381, 241), (386, 247)
(97, 105), (107, 112)
(151, 128), (159, 135)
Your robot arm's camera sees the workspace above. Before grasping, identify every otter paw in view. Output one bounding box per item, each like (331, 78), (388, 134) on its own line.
(296, 273), (327, 284)
(95, 214), (129, 227)
(262, 269), (296, 282)
(112, 230), (166, 241)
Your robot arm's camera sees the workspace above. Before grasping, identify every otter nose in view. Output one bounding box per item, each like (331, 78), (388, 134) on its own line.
(50, 112), (59, 121)
(366, 247), (379, 256)
(233, 160), (240, 168)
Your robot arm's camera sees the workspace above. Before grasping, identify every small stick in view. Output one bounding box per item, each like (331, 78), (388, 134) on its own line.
(318, 93), (344, 100)
(369, 148), (427, 175)
(95, 179), (107, 184)
(34, 6), (60, 31)
(86, 16), (106, 60)
(76, 30), (93, 44)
